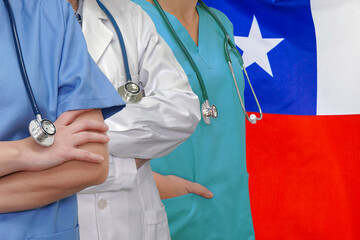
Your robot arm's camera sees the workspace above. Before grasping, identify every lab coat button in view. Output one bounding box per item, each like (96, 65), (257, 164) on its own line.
(97, 199), (107, 210)
(151, 35), (158, 42)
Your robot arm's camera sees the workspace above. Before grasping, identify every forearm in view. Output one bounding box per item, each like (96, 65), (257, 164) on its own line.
(0, 157), (108, 213)
(0, 138), (45, 177)
(0, 141), (23, 177)
(0, 110), (109, 213)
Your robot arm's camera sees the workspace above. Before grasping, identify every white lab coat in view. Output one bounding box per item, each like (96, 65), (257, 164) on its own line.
(77, 0), (200, 239)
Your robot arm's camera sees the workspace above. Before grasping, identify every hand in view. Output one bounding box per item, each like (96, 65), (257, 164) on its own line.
(135, 158), (149, 169)
(20, 109), (110, 172)
(153, 172), (213, 200)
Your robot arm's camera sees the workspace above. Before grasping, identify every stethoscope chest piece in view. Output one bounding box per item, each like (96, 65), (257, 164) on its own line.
(201, 100), (218, 125)
(29, 115), (56, 147)
(118, 82), (142, 103)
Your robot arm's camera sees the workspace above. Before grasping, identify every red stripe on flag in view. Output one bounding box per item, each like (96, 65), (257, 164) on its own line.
(246, 113), (360, 240)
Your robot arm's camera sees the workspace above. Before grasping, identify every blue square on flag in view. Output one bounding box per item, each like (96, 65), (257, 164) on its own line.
(207, 0), (317, 115)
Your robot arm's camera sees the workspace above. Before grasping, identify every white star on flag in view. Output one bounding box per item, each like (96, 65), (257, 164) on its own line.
(235, 16), (284, 77)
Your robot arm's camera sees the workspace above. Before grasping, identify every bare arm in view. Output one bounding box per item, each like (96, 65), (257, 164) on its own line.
(0, 144), (25, 177)
(0, 110), (109, 178)
(0, 109), (109, 213)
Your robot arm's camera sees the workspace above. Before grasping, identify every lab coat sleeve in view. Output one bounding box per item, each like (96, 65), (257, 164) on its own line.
(79, 156), (137, 193)
(106, 5), (201, 160)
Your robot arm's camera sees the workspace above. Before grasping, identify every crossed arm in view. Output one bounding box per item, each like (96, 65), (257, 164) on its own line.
(0, 109), (110, 213)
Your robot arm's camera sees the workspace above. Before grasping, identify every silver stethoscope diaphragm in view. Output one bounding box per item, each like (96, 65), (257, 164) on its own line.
(118, 82), (142, 103)
(29, 115), (56, 147)
(201, 100), (218, 125)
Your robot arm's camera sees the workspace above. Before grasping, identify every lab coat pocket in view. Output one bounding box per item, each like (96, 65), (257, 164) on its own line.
(26, 225), (79, 240)
(144, 204), (170, 240)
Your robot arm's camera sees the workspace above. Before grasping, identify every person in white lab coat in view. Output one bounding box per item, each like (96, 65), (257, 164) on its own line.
(66, 0), (203, 239)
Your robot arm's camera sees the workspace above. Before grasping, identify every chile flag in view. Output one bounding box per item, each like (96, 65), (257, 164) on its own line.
(206, 0), (360, 239)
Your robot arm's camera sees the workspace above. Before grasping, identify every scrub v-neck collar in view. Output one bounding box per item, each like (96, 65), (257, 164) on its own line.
(162, 5), (204, 53)
(140, 0), (209, 55)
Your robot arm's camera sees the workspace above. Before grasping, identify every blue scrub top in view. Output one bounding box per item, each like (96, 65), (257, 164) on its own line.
(0, 0), (125, 239)
(132, 1), (255, 239)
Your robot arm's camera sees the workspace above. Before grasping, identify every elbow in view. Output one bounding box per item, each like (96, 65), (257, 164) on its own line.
(91, 154), (109, 185)
(77, 142), (110, 187)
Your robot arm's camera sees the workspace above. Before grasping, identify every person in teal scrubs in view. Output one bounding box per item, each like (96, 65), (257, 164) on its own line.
(0, 0), (125, 239)
(132, 0), (255, 239)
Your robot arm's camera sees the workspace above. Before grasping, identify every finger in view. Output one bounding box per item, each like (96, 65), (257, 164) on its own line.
(64, 149), (105, 163)
(55, 109), (93, 126)
(187, 182), (213, 199)
(72, 132), (110, 146)
(69, 119), (109, 134)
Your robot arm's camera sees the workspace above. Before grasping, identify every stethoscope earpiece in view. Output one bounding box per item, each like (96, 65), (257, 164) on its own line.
(118, 82), (142, 103)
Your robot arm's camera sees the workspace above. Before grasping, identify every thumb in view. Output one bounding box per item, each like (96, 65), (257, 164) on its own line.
(187, 182), (213, 199)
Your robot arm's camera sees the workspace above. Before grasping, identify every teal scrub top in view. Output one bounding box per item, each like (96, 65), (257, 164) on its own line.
(132, 1), (255, 239)
(0, 0), (125, 239)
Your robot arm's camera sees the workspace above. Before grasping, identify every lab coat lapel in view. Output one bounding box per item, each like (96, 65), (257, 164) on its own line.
(82, 0), (113, 63)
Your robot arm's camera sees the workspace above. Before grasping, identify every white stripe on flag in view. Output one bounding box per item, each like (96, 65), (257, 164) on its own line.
(311, 0), (360, 115)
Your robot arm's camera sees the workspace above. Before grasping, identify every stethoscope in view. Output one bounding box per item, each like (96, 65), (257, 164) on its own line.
(96, 0), (142, 103)
(153, 0), (263, 124)
(3, 0), (56, 147)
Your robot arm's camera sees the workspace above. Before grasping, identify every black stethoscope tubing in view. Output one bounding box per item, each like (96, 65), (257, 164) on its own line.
(3, 0), (41, 117)
(3, 0), (56, 147)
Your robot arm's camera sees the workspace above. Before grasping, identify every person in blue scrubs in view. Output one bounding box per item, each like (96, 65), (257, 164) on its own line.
(133, 0), (256, 239)
(0, 0), (125, 239)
